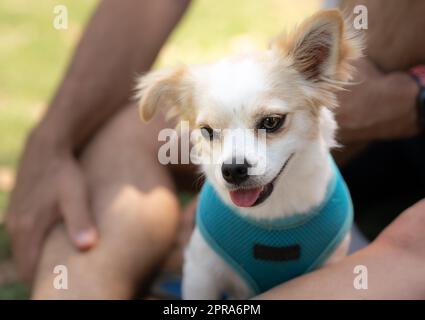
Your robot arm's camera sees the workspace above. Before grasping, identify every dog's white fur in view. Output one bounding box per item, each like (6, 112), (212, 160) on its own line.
(136, 9), (362, 299)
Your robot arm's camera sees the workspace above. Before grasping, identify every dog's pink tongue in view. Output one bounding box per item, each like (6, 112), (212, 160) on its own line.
(229, 187), (263, 207)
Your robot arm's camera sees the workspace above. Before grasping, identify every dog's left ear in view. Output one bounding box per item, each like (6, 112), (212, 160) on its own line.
(135, 66), (194, 123)
(272, 9), (362, 84)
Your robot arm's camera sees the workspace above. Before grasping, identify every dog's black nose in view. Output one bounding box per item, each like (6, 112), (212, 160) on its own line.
(221, 159), (250, 185)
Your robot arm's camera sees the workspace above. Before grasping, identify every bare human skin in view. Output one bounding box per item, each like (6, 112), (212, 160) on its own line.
(6, 0), (425, 299)
(32, 107), (189, 299)
(6, 0), (194, 298)
(333, 0), (422, 164)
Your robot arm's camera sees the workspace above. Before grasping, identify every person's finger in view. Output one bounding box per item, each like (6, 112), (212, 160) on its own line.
(8, 208), (56, 284)
(59, 159), (97, 250)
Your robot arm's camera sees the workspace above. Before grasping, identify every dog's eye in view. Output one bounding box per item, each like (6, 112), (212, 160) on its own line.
(200, 126), (215, 140)
(258, 115), (286, 133)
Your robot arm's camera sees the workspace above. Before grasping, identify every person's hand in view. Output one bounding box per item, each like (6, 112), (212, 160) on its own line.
(336, 58), (420, 143)
(5, 127), (98, 283)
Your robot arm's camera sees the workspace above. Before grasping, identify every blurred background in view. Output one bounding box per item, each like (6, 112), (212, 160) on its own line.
(0, 0), (320, 299)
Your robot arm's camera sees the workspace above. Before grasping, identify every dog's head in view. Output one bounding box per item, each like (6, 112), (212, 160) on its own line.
(136, 10), (361, 209)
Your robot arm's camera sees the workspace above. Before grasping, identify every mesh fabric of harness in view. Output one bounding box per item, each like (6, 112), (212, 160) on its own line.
(197, 157), (353, 295)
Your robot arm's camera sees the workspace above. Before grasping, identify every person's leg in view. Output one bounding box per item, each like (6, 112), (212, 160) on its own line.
(32, 104), (187, 299)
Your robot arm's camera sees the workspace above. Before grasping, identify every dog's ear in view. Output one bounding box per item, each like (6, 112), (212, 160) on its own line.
(271, 9), (362, 84)
(135, 66), (194, 123)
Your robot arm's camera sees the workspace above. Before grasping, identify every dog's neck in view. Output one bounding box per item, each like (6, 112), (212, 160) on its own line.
(228, 143), (333, 221)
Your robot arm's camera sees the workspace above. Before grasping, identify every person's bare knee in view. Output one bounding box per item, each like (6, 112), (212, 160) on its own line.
(32, 106), (181, 299)
(32, 187), (179, 299)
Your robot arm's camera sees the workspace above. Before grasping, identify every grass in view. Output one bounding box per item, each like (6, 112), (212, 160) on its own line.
(0, 0), (99, 169)
(0, 0), (319, 298)
(0, 283), (29, 300)
(0, 192), (7, 219)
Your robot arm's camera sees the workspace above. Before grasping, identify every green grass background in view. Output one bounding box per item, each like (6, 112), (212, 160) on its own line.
(0, 0), (319, 298)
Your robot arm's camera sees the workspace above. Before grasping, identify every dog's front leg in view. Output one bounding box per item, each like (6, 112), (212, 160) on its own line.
(324, 233), (352, 266)
(182, 228), (224, 300)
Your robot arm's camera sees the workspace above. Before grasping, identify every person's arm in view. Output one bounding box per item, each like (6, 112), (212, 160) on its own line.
(6, 0), (191, 283)
(336, 57), (419, 144)
(257, 199), (425, 299)
(42, 0), (191, 151)
(334, 0), (425, 146)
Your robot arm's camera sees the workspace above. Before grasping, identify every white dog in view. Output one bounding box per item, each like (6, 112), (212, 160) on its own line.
(137, 9), (362, 299)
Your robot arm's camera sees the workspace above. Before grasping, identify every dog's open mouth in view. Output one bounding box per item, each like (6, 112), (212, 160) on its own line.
(229, 184), (273, 207)
(228, 153), (294, 208)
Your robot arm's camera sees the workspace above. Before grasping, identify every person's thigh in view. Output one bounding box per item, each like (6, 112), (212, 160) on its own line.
(32, 104), (184, 299)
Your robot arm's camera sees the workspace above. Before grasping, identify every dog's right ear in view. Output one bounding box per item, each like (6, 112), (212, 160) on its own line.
(135, 66), (193, 122)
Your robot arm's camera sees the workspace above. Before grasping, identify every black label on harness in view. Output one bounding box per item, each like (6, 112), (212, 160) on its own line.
(253, 244), (301, 261)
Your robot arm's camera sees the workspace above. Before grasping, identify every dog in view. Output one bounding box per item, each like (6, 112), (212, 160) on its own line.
(136, 9), (362, 299)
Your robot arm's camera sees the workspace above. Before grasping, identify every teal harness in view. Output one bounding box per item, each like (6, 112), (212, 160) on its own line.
(197, 158), (353, 296)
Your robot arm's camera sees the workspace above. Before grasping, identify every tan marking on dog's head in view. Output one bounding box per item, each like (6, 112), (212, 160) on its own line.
(269, 9), (362, 112)
(135, 66), (196, 125)
(271, 9), (362, 83)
